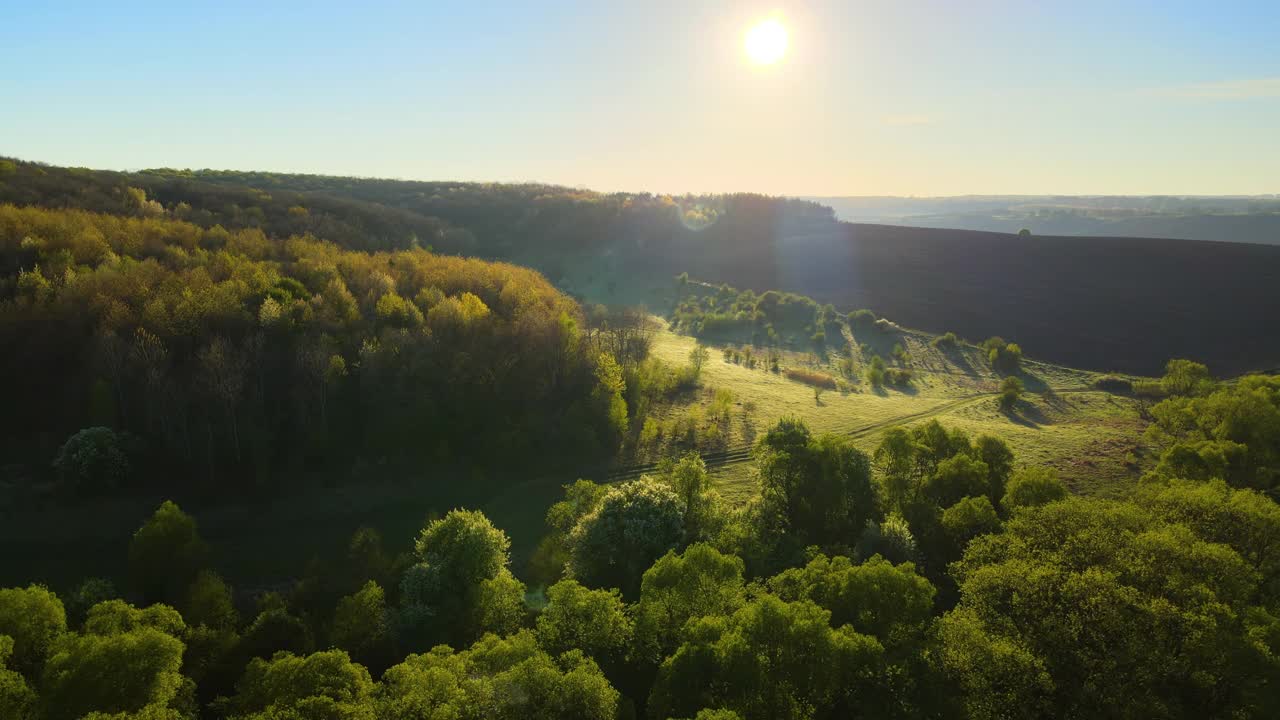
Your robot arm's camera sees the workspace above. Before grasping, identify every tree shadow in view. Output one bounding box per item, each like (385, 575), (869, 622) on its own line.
(740, 414), (757, 445)
(1016, 369), (1049, 394)
(890, 382), (920, 396)
(1001, 398), (1049, 428)
(940, 345), (980, 378)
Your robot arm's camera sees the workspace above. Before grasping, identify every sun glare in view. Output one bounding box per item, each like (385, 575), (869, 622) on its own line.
(744, 18), (788, 66)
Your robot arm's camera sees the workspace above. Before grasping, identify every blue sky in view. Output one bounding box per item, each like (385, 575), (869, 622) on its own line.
(2, 1), (1277, 195)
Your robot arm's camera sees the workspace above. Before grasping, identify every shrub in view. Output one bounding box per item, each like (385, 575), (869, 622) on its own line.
(864, 355), (889, 387)
(999, 376), (1024, 410)
(892, 343), (911, 365)
(886, 368), (913, 387)
(784, 368), (838, 390)
(931, 332), (960, 349)
(850, 309), (877, 329)
(983, 337), (1023, 374)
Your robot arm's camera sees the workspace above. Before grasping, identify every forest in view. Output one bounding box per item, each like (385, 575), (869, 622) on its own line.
(0, 202), (628, 497)
(2, 158), (1280, 718)
(2, 362), (1278, 718)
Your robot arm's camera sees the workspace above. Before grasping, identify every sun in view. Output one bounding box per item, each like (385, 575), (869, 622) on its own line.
(744, 18), (788, 65)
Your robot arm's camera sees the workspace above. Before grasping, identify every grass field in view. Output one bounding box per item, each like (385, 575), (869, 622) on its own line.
(638, 319), (1150, 504)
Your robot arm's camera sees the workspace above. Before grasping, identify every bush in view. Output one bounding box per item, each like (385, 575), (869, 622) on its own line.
(999, 376), (1024, 410)
(984, 337), (1023, 374)
(891, 343), (911, 365)
(783, 368), (838, 390)
(931, 332), (960, 349)
(850, 309), (877, 330)
(886, 368), (913, 387)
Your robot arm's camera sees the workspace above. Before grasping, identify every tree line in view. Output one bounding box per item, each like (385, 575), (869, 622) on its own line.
(0, 203), (625, 498)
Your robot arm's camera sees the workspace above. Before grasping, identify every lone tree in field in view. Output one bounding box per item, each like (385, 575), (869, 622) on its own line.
(999, 376), (1024, 410)
(689, 343), (710, 379)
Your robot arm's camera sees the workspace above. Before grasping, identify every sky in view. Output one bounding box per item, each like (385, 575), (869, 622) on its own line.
(2, 0), (1278, 196)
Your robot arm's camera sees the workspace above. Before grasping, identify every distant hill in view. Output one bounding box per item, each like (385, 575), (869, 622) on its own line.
(4, 158), (1278, 376)
(806, 195), (1280, 246)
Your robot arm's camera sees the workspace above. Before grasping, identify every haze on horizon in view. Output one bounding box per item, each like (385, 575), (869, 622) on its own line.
(3, 0), (1277, 197)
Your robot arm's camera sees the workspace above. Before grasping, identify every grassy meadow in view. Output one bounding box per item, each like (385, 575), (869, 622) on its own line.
(637, 319), (1150, 504)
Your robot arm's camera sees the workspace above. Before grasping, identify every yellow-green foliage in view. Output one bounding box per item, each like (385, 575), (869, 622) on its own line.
(0, 204), (619, 486)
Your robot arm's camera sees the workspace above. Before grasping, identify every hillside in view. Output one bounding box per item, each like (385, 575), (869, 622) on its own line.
(5, 159), (1279, 376)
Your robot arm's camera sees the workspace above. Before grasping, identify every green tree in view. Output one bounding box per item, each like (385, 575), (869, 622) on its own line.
(633, 544), (746, 666)
(973, 435), (1015, 504)
(689, 343), (710, 379)
(1001, 466), (1067, 511)
(400, 509), (525, 648)
(1137, 478), (1280, 603)
(853, 514), (919, 565)
(865, 355), (886, 387)
(661, 452), (721, 541)
(532, 480), (611, 584)
(80, 704), (185, 719)
(567, 479), (686, 597)
(1146, 374), (1280, 490)
(940, 496), (1002, 551)
(998, 376), (1023, 410)
(82, 600), (185, 637)
(943, 497), (1277, 718)
(240, 609), (314, 660)
(983, 338), (1022, 374)
(64, 578), (117, 628)
(648, 595), (884, 720)
(40, 628), (185, 720)
(756, 418), (879, 554)
(0, 585), (66, 681)
(128, 501), (208, 605)
(378, 630), (620, 720)
(768, 554), (935, 648)
(871, 427), (921, 512)
(330, 581), (393, 673)
(51, 426), (130, 495)
(924, 454), (991, 509)
(536, 579), (632, 679)
(1160, 358), (1213, 396)
(0, 636), (36, 720)
(182, 570), (237, 630)
(226, 649), (376, 720)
